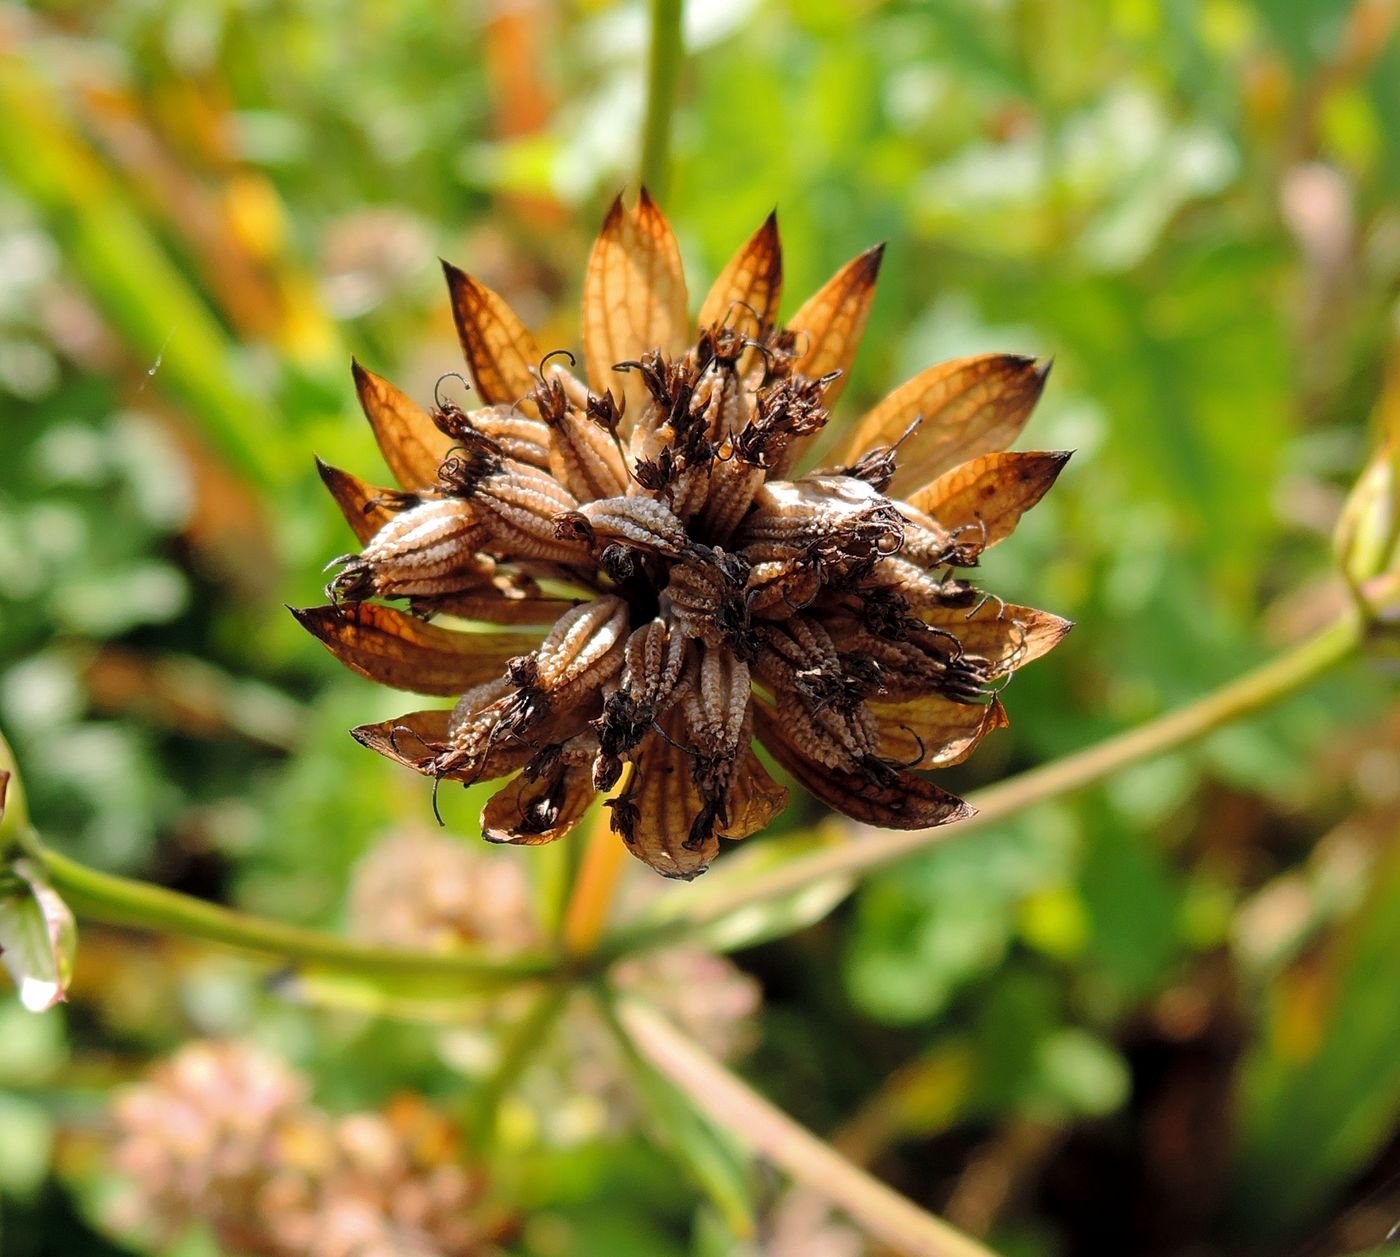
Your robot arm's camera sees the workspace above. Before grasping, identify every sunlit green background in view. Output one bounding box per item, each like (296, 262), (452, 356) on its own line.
(3, 0), (1400, 1253)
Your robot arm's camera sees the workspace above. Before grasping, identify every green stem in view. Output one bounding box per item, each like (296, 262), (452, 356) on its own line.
(605, 612), (1365, 958)
(35, 845), (557, 991)
(615, 996), (1001, 1257)
(639, 0), (684, 199)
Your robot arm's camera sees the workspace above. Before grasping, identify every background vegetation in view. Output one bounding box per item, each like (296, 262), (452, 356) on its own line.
(2, 1), (1400, 1254)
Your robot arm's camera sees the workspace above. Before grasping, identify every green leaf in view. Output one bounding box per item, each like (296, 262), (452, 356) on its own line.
(0, 1094), (53, 1198)
(0, 858), (77, 1013)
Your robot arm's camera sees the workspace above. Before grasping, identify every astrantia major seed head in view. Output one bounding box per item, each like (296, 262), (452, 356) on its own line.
(295, 191), (1072, 879)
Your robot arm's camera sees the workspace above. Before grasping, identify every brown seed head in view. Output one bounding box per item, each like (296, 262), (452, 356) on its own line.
(299, 194), (1071, 875)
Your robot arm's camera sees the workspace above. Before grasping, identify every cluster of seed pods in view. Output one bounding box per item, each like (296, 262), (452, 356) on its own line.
(296, 193), (1070, 878)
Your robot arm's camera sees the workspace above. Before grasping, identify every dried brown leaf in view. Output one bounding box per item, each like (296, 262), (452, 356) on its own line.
(623, 720), (717, 880)
(292, 603), (543, 696)
(843, 354), (1050, 494)
(482, 763), (594, 846)
(315, 456), (410, 545)
(871, 695), (1008, 769)
(907, 450), (1071, 548)
(697, 210), (783, 333)
(718, 747), (789, 840)
(924, 602), (1073, 677)
(582, 189), (688, 423)
(352, 360), (452, 490)
(350, 708), (451, 773)
(753, 701), (973, 830)
(786, 243), (884, 409)
(442, 262), (543, 407)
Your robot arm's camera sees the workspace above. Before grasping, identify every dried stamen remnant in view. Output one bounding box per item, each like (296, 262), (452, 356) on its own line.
(298, 192), (1070, 876)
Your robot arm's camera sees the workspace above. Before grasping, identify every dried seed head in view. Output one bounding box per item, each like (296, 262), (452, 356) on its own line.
(304, 196), (1068, 874)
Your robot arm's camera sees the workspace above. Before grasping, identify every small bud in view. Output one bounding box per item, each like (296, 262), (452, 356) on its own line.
(1335, 432), (1400, 607)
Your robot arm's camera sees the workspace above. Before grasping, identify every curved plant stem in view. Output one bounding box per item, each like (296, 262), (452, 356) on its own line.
(639, 0), (684, 198)
(35, 844), (558, 990)
(604, 612), (1364, 957)
(616, 995), (1001, 1257)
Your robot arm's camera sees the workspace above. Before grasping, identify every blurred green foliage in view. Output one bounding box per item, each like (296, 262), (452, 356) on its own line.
(2, 0), (1399, 1254)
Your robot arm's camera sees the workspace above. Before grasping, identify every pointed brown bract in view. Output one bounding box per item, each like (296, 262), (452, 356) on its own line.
(923, 602), (1074, 676)
(582, 188), (688, 423)
(350, 708), (452, 773)
(908, 450), (1071, 549)
(716, 747), (789, 839)
(442, 263), (543, 407)
(306, 198), (1070, 877)
(292, 604), (545, 696)
(482, 761), (594, 846)
(786, 243), (884, 408)
(697, 210), (783, 333)
(352, 360), (453, 489)
(315, 457), (413, 545)
(621, 714), (720, 880)
(843, 353), (1050, 494)
(871, 695), (1009, 769)
(753, 702), (974, 831)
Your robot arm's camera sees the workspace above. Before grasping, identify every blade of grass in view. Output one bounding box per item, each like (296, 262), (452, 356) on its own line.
(35, 843), (558, 995)
(466, 982), (571, 1146)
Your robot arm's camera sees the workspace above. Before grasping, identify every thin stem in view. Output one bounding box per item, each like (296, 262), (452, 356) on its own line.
(616, 996), (1002, 1257)
(639, 0), (684, 199)
(35, 844), (558, 991)
(604, 612), (1364, 957)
